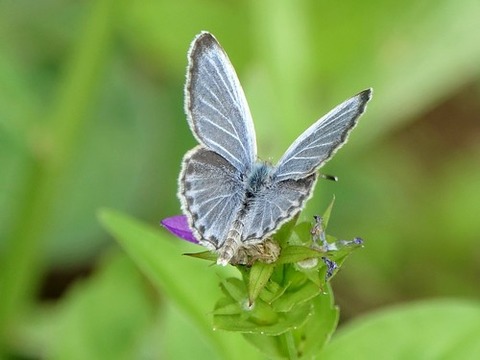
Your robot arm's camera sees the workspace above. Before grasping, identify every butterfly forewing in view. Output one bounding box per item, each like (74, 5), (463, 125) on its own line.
(273, 89), (372, 182)
(185, 32), (257, 174)
(179, 147), (245, 248)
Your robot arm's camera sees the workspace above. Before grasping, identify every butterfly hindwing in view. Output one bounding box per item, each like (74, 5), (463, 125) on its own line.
(179, 147), (245, 248)
(242, 174), (318, 241)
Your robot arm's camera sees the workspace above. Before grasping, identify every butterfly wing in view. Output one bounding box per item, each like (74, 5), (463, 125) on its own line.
(179, 147), (245, 248)
(241, 174), (317, 241)
(185, 32), (257, 173)
(273, 89), (372, 182)
(240, 89), (372, 242)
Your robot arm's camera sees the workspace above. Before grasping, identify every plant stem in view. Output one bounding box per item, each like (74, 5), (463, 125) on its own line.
(283, 330), (298, 360)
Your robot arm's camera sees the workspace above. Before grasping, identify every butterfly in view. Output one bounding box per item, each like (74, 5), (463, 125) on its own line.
(178, 31), (372, 266)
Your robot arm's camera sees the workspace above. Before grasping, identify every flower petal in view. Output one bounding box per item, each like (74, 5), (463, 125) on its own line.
(161, 215), (199, 244)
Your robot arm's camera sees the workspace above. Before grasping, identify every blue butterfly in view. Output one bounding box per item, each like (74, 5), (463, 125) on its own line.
(178, 32), (372, 265)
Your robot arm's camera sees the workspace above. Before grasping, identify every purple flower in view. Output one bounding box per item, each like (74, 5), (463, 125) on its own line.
(161, 215), (199, 244)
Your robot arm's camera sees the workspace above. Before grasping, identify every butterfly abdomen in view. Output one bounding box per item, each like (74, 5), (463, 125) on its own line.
(217, 215), (246, 266)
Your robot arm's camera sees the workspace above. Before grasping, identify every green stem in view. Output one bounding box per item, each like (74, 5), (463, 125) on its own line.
(283, 330), (298, 360)
(0, 0), (115, 351)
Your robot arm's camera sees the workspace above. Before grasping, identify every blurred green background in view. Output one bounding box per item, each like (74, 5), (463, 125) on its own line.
(1, 0), (479, 358)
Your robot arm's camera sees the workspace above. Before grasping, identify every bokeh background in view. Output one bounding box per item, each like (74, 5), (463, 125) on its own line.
(1, 0), (479, 358)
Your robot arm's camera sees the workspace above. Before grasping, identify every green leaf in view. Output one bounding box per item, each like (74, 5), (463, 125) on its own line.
(260, 281), (286, 304)
(213, 297), (243, 316)
(272, 281), (321, 313)
(274, 213), (300, 246)
(241, 333), (285, 360)
(214, 303), (312, 336)
(98, 209), (259, 360)
(277, 246), (325, 265)
(290, 221), (312, 245)
(50, 253), (155, 360)
(299, 267), (322, 287)
(242, 285), (338, 359)
(220, 278), (247, 303)
(214, 279), (279, 329)
(294, 284), (339, 358)
(322, 196), (335, 229)
(321, 299), (480, 359)
(184, 250), (217, 262)
(248, 262), (275, 305)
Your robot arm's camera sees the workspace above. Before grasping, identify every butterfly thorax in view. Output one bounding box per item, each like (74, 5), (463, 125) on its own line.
(245, 162), (274, 195)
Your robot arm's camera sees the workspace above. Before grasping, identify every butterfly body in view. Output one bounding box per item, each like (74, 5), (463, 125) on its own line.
(179, 32), (372, 265)
(246, 162), (272, 195)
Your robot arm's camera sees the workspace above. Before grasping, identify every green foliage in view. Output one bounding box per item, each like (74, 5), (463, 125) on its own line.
(50, 253), (155, 360)
(98, 209), (261, 360)
(321, 300), (480, 359)
(147, 200), (358, 358)
(0, 0), (480, 358)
